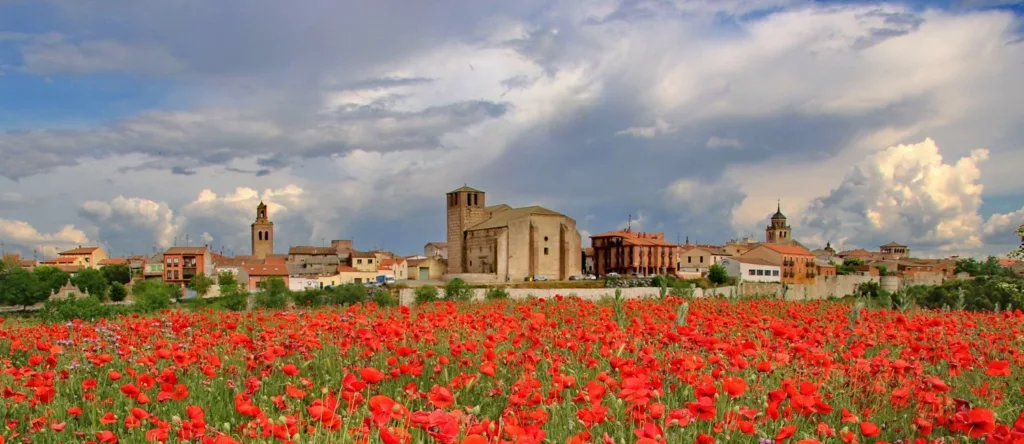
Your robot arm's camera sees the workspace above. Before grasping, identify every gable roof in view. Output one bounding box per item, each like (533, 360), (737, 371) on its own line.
(165, 247), (209, 255)
(468, 206), (566, 231)
(241, 264), (288, 276)
(424, 242), (447, 249)
(881, 241), (907, 248)
(41, 256), (79, 264)
(760, 243), (815, 257)
(98, 258), (129, 266)
(685, 246), (730, 256)
(449, 185), (482, 193)
(590, 230), (678, 247)
(726, 256), (779, 267)
(838, 248), (874, 257)
(59, 247), (99, 256)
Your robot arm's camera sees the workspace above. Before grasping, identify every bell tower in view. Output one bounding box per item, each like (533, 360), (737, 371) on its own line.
(446, 185), (489, 273)
(251, 201), (274, 259)
(765, 200), (792, 244)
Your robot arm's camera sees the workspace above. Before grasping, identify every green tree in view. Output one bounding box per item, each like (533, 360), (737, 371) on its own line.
(187, 272), (215, 298)
(1011, 223), (1024, 259)
(255, 277), (289, 309)
(109, 282), (128, 302)
(2, 267), (47, 308)
(33, 266), (70, 298)
(71, 268), (109, 300)
(218, 272), (241, 295)
(707, 264), (729, 287)
(485, 287), (509, 300)
(101, 264), (132, 285)
(326, 283), (368, 305)
(443, 278), (473, 301)
(413, 285), (439, 305)
(131, 279), (175, 312)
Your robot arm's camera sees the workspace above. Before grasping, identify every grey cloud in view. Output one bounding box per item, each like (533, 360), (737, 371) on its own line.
(171, 166), (196, 176)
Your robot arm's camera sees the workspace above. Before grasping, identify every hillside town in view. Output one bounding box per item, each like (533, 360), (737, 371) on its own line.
(2, 185), (1021, 301)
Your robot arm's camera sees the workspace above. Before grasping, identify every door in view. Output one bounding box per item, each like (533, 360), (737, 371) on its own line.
(419, 267), (429, 280)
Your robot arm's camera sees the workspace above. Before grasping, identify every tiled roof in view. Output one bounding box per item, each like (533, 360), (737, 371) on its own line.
(590, 230), (678, 247)
(881, 241), (907, 248)
(98, 258), (129, 266)
(838, 249), (873, 257)
(165, 247), (209, 255)
(469, 206), (566, 231)
(425, 242), (447, 248)
(241, 264), (288, 276)
(449, 185), (482, 193)
(41, 257), (79, 264)
(213, 255), (266, 267)
(336, 265), (358, 273)
(289, 246), (337, 255)
(350, 251), (376, 258)
(760, 243), (815, 256)
(59, 247), (99, 255)
(727, 256), (779, 267)
(686, 246), (730, 256)
(20, 260), (37, 267)
(57, 264), (83, 273)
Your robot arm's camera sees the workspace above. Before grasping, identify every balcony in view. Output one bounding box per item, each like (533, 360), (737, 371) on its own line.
(182, 267), (197, 279)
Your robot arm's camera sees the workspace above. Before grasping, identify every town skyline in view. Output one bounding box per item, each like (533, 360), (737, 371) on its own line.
(1, 1), (1023, 260)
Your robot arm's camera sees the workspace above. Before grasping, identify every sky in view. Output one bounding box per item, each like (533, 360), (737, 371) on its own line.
(1, 0), (1022, 260)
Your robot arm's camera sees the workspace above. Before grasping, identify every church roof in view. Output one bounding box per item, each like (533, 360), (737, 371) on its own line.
(771, 202), (786, 220)
(449, 185), (482, 193)
(467, 206), (565, 231)
(881, 241), (907, 248)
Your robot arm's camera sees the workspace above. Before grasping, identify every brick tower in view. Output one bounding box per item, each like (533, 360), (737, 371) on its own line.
(251, 201), (274, 259)
(446, 185), (490, 273)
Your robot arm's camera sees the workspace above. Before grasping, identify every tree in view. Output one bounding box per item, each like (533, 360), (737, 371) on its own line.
(71, 268), (109, 300)
(1, 267), (47, 308)
(131, 279), (175, 312)
(1012, 223), (1024, 260)
(218, 272), (240, 295)
(255, 277), (289, 309)
(101, 264), (132, 285)
(707, 264), (729, 287)
(443, 278), (472, 301)
(109, 282), (127, 302)
(33, 266), (70, 298)
(188, 273), (215, 298)
(413, 285), (439, 305)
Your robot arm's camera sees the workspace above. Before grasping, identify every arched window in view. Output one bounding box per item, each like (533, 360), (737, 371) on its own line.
(258, 231), (263, 241)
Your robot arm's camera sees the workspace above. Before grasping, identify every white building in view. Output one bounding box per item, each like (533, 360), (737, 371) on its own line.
(720, 257), (781, 283)
(288, 277), (321, 292)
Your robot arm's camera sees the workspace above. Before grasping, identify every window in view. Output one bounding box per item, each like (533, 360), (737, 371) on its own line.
(173, 271), (179, 280)
(748, 269), (755, 275)
(173, 258), (179, 265)
(544, 247), (549, 255)
(773, 270), (780, 276)
(357, 259), (362, 264)
(688, 256), (692, 264)
(368, 259), (373, 264)
(469, 261), (473, 266)
(700, 256), (704, 263)
(756, 269), (764, 276)
(544, 236), (548, 242)
(166, 271), (172, 279)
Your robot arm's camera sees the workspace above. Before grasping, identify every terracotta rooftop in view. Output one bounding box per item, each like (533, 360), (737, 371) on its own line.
(590, 230), (678, 247)
(685, 246), (730, 256)
(241, 264), (288, 276)
(165, 247), (209, 255)
(838, 249), (874, 257)
(350, 251), (376, 258)
(98, 258), (129, 266)
(425, 242), (447, 248)
(41, 257), (79, 264)
(727, 256), (779, 267)
(336, 265), (358, 273)
(760, 243), (815, 256)
(449, 185), (482, 193)
(59, 247), (99, 255)
(881, 241), (907, 248)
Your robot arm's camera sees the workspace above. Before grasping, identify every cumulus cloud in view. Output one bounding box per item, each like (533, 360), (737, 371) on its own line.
(800, 138), (1014, 254)
(616, 118), (676, 138)
(0, 218), (94, 257)
(78, 196), (179, 252)
(705, 136), (742, 149)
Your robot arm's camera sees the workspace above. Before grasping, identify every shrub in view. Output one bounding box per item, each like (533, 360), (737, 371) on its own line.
(371, 288), (398, 307)
(132, 279), (176, 313)
(109, 282), (127, 302)
(255, 277), (289, 309)
(485, 287), (509, 300)
(292, 289), (325, 307)
(221, 293), (249, 311)
(443, 278), (473, 301)
(326, 284), (368, 306)
(38, 295), (130, 322)
(414, 286), (439, 305)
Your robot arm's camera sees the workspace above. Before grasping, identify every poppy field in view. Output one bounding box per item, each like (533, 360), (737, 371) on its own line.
(1, 296), (1023, 444)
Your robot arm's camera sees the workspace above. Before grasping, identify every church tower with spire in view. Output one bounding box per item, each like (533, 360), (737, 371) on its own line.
(765, 200), (792, 244)
(251, 201), (274, 259)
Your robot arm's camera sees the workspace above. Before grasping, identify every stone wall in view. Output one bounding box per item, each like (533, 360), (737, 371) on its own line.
(442, 273), (502, 283)
(736, 274), (878, 300)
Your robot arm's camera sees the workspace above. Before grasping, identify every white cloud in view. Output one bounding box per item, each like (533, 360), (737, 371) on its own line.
(0, 218), (95, 257)
(19, 35), (186, 75)
(801, 138), (997, 254)
(78, 196), (180, 249)
(705, 136), (742, 149)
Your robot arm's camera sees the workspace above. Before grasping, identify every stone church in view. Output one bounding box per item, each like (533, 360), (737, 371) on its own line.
(446, 186), (582, 282)
(251, 201), (274, 259)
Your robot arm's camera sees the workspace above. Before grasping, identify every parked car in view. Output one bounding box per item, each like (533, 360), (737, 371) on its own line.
(584, 274), (597, 280)
(606, 272), (621, 278)
(568, 274), (583, 281)
(532, 275), (549, 281)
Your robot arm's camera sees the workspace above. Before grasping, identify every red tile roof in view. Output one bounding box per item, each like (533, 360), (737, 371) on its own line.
(590, 230), (679, 247)
(288, 246), (337, 255)
(165, 247), (209, 255)
(59, 247), (99, 255)
(761, 243), (815, 257)
(839, 249), (873, 257)
(241, 264), (288, 276)
(41, 257), (79, 264)
(337, 265), (358, 273)
(99, 258), (129, 266)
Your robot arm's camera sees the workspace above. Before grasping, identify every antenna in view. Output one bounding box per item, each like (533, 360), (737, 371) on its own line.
(627, 214), (632, 231)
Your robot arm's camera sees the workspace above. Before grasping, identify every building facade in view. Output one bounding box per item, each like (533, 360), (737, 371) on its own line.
(590, 230), (678, 277)
(407, 257), (447, 280)
(679, 246), (730, 274)
(880, 242), (911, 259)
(251, 202), (274, 259)
(424, 242), (448, 260)
(239, 264), (289, 291)
(162, 247), (214, 289)
(56, 247), (108, 269)
(446, 186), (581, 281)
(741, 243), (816, 284)
(720, 257), (781, 283)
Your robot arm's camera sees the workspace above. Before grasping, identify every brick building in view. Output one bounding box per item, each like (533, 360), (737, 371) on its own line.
(162, 246), (214, 290)
(590, 230), (679, 277)
(251, 202), (274, 259)
(741, 243), (817, 284)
